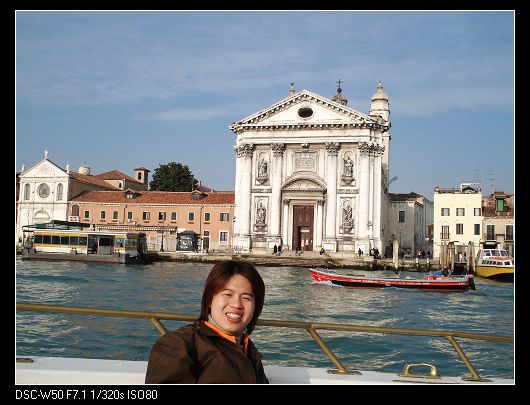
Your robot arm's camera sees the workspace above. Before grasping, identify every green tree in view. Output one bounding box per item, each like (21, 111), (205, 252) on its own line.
(149, 162), (198, 192)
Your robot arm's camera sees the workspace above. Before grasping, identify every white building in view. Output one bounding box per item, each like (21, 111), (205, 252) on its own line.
(433, 183), (483, 260)
(16, 152), (149, 241)
(229, 82), (392, 254)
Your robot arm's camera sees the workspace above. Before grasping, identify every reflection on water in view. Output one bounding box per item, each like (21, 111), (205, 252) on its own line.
(16, 259), (514, 379)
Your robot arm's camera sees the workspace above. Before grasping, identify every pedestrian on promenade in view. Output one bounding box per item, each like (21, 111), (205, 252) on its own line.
(273, 244), (278, 255)
(145, 260), (268, 384)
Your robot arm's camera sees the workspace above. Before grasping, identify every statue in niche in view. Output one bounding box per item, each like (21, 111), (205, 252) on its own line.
(256, 202), (266, 224)
(344, 156), (354, 177)
(258, 159), (268, 177)
(343, 202), (353, 224)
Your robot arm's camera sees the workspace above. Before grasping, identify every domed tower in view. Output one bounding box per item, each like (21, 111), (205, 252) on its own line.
(369, 80), (390, 122)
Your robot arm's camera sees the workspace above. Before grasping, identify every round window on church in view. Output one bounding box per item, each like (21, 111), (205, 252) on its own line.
(38, 183), (50, 199)
(298, 107), (313, 119)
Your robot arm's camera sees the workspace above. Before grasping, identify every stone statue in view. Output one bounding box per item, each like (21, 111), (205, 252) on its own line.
(344, 156), (354, 177)
(258, 159), (268, 177)
(343, 203), (353, 223)
(257, 202), (266, 224)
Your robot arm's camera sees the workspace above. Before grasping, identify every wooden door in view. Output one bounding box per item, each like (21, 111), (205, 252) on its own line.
(292, 205), (314, 251)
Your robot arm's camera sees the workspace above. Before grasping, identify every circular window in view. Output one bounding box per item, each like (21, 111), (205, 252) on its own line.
(298, 107), (313, 119)
(38, 183), (50, 198)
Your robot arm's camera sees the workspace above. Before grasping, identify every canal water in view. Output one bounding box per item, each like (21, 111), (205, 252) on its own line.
(15, 258), (514, 379)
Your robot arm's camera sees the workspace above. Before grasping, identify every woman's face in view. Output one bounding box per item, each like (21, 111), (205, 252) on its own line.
(209, 274), (255, 335)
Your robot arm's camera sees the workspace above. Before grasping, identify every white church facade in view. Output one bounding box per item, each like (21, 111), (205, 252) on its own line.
(230, 82), (392, 254)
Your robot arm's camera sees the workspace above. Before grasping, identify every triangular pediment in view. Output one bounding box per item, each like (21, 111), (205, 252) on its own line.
(20, 159), (68, 179)
(230, 90), (385, 133)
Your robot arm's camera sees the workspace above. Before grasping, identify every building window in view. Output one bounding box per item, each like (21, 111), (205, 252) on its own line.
(456, 223), (463, 235)
(474, 224), (480, 235)
(219, 231), (229, 244)
(398, 210), (405, 223)
(505, 225), (513, 241)
(474, 208), (481, 216)
(24, 184), (31, 200)
(220, 213), (230, 222)
(84, 210), (90, 219)
(56, 184), (63, 201)
(188, 212), (195, 221)
(142, 212), (150, 221)
(158, 212), (166, 221)
(456, 208), (465, 216)
(38, 183), (50, 199)
(112, 211), (118, 220)
(170, 212), (177, 221)
(441, 225), (450, 240)
(441, 208), (450, 216)
(204, 212), (211, 222)
(100, 211), (106, 220)
(486, 224), (495, 240)
(127, 212), (133, 221)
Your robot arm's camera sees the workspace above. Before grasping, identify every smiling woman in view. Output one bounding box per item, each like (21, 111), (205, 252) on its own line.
(144, 260), (269, 384)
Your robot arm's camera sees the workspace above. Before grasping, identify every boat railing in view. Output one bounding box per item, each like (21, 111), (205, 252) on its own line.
(16, 302), (513, 382)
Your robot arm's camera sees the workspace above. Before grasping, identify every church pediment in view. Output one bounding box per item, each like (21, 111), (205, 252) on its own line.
(21, 159), (69, 179)
(282, 176), (326, 192)
(230, 90), (386, 133)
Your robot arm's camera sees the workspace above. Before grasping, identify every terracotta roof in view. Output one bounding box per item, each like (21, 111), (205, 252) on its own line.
(68, 172), (120, 190)
(94, 170), (141, 183)
(134, 166), (150, 172)
(70, 190), (235, 205)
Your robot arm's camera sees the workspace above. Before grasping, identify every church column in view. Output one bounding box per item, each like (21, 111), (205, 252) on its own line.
(324, 142), (340, 250)
(368, 153), (374, 239)
(373, 145), (384, 250)
(270, 143), (286, 238)
(316, 199), (325, 249)
(282, 199), (290, 249)
(234, 144), (255, 248)
(358, 143), (370, 239)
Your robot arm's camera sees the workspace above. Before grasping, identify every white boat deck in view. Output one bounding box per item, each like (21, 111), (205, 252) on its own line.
(15, 357), (513, 385)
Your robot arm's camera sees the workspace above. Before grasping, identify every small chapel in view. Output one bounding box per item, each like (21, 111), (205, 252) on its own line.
(230, 81), (392, 254)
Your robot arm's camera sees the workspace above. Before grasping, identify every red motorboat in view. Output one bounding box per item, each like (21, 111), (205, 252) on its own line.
(309, 268), (475, 292)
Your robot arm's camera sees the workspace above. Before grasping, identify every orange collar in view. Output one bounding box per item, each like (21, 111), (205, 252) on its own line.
(203, 320), (249, 354)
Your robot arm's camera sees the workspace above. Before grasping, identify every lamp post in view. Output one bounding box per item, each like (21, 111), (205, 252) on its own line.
(159, 224), (165, 252)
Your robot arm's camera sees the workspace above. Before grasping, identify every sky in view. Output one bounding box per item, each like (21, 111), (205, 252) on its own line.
(15, 11), (515, 199)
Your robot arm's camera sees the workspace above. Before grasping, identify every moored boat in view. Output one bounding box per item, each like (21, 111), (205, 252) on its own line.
(475, 246), (514, 281)
(309, 268), (475, 292)
(21, 228), (150, 264)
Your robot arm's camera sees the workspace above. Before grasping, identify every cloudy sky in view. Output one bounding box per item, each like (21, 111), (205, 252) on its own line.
(15, 11), (514, 198)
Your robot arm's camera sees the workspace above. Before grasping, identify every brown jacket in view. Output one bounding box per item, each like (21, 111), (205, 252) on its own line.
(145, 322), (269, 384)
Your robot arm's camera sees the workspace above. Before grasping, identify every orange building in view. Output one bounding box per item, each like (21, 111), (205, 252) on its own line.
(69, 189), (235, 252)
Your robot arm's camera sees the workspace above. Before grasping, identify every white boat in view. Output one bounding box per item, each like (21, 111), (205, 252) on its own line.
(475, 245), (514, 281)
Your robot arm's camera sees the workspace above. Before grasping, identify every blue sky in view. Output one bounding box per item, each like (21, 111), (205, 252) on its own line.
(15, 11), (514, 198)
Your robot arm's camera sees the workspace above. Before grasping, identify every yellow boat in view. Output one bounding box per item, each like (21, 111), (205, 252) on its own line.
(475, 246), (514, 281)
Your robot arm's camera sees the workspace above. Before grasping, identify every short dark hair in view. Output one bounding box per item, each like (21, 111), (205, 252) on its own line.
(199, 260), (265, 334)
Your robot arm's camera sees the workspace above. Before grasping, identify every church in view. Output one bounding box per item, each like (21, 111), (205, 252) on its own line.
(230, 82), (392, 255)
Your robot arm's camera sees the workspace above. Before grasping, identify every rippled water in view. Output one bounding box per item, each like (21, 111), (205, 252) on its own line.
(15, 258), (514, 379)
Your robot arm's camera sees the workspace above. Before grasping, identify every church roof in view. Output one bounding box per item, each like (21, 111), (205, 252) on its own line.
(229, 89), (388, 133)
(68, 171), (121, 190)
(95, 169), (142, 184)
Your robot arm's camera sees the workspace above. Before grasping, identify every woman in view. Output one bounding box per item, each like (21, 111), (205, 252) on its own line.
(145, 260), (268, 384)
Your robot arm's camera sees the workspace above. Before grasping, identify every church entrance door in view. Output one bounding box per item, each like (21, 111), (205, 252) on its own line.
(292, 205), (314, 251)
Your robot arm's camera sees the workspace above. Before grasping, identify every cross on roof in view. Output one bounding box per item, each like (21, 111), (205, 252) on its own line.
(336, 79), (342, 89)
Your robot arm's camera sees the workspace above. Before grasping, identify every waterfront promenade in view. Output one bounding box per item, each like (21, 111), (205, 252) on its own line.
(150, 250), (438, 272)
